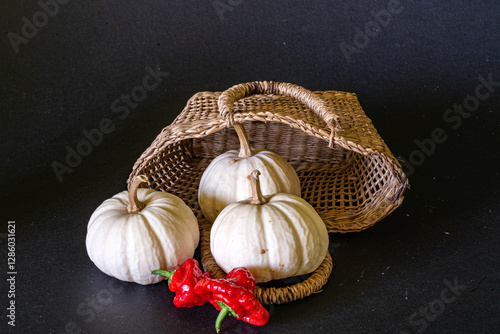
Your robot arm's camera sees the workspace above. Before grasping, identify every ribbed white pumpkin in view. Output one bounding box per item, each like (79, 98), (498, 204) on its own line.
(86, 175), (199, 285)
(198, 123), (301, 223)
(210, 170), (328, 283)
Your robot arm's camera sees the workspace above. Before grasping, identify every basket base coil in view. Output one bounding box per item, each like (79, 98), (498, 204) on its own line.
(128, 82), (409, 304)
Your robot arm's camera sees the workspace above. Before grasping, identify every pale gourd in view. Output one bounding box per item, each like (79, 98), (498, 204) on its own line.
(198, 123), (301, 223)
(86, 175), (199, 285)
(210, 170), (329, 283)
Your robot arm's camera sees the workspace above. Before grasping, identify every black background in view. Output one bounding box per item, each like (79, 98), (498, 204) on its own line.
(1, 0), (499, 333)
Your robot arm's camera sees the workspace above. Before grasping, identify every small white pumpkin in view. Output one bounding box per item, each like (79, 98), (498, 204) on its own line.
(210, 170), (328, 283)
(198, 123), (301, 223)
(86, 175), (199, 285)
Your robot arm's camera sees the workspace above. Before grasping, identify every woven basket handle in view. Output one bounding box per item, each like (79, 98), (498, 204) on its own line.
(218, 81), (339, 146)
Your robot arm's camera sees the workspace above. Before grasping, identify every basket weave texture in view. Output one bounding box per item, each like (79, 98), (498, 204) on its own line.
(128, 81), (408, 304)
(129, 81), (408, 232)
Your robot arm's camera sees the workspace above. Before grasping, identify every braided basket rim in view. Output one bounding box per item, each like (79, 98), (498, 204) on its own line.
(127, 82), (409, 304)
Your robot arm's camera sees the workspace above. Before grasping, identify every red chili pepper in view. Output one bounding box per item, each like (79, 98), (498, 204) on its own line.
(195, 267), (269, 332)
(152, 258), (212, 308)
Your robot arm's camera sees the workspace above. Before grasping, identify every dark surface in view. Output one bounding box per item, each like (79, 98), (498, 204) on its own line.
(1, 0), (499, 333)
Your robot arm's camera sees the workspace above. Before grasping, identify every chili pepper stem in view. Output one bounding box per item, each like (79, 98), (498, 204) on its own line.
(215, 306), (230, 333)
(151, 269), (175, 284)
(215, 301), (239, 333)
(151, 269), (173, 278)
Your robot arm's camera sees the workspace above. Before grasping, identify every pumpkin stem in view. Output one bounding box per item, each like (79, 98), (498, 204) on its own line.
(248, 170), (268, 205)
(234, 123), (253, 158)
(127, 175), (148, 214)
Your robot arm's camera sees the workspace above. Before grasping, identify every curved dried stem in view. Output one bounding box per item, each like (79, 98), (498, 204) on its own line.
(127, 175), (148, 214)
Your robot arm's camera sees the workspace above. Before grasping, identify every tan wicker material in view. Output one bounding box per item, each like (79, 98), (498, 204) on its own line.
(128, 81), (408, 231)
(128, 81), (409, 304)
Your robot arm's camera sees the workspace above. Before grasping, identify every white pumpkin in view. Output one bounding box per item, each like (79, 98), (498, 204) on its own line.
(210, 170), (328, 283)
(198, 123), (301, 223)
(86, 175), (199, 285)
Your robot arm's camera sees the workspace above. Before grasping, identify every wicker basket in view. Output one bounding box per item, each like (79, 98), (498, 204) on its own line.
(128, 81), (409, 304)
